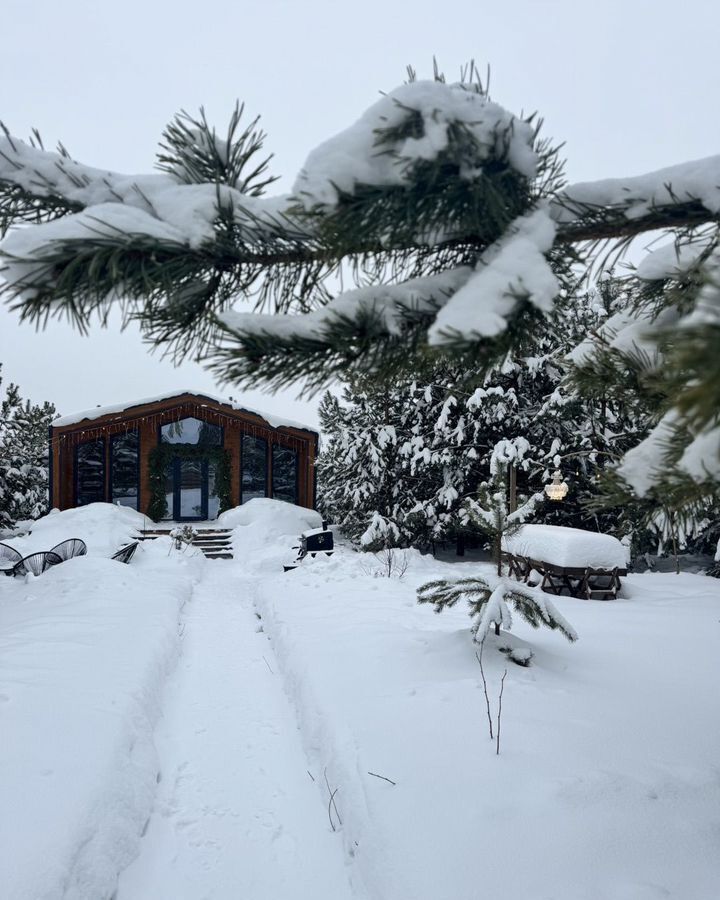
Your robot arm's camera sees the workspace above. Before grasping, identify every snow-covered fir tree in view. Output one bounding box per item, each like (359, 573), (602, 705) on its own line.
(462, 438), (542, 574)
(318, 280), (652, 552)
(317, 376), (434, 549)
(0, 369), (55, 529)
(568, 274), (720, 558)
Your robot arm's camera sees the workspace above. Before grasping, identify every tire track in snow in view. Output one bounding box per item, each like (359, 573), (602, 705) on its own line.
(116, 563), (356, 900)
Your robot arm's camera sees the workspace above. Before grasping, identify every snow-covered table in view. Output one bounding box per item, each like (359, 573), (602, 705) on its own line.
(502, 524), (628, 600)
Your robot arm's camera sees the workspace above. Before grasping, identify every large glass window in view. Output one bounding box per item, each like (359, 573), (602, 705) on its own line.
(110, 431), (139, 509)
(272, 445), (298, 504)
(160, 417), (222, 446)
(241, 435), (267, 502)
(76, 439), (105, 506)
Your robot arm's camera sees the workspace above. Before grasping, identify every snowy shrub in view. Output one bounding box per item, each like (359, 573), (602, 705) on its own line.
(360, 548), (410, 579)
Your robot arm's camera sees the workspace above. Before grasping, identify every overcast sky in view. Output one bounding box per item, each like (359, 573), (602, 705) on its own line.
(1, 0), (719, 427)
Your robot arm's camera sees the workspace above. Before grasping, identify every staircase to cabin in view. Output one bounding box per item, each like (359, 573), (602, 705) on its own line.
(139, 527), (234, 560)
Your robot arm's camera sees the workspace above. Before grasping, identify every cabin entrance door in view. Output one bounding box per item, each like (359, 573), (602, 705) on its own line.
(165, 456), (220, 521)
(176, 457), (206, 520)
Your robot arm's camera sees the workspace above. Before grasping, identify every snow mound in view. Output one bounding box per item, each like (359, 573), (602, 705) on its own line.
(5, 503), (145, 559)
(218, 499), (321, 571)
(217, 498), (320, 534)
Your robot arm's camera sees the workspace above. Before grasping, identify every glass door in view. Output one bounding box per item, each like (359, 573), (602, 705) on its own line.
(164, 458), (209, 520)
(178, 458), (206, 520)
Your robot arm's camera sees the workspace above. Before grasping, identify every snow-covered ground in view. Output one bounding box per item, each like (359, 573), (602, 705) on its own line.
(2, 502), (719, 899)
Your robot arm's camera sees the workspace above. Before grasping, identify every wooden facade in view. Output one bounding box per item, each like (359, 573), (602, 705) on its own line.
(49, 392), (318, 520)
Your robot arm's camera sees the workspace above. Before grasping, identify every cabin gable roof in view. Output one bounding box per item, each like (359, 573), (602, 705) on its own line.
(51, 390), (318, 441)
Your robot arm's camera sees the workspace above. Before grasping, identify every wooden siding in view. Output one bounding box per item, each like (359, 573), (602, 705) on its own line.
(50, 393), (318, 516)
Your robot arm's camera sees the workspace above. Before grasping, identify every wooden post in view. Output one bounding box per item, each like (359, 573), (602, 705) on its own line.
(509, 464), (517, 514)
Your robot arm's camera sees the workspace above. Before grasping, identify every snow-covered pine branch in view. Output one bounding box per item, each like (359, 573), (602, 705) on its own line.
(2, 68), (719, 483)
(417, 572), (578, 643)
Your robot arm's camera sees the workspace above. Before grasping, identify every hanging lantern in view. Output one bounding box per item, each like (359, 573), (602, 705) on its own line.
(544, 469), (569, 501)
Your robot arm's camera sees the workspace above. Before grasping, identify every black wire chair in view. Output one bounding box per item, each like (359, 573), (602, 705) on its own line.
(0, 542), (22, 575)
(49, 538), (88, 561)
(11, 551), (63, 577)
(111, 542), (138, 565)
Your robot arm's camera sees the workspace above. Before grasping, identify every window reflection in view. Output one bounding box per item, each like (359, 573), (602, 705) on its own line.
(272, 445), (298, 504)
(110, 431), (139, 509)
(76, 439), (105, 506)
(241, 435), (267, 502)
(161, 417), (222, 446)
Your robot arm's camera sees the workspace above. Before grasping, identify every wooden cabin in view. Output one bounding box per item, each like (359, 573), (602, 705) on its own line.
(49, 391), (318, 521)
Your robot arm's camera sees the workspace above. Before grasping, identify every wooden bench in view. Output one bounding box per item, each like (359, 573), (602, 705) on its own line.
(502, 551), (626, 600)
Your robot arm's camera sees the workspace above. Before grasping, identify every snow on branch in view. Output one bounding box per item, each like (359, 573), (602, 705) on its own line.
(428, 207), (558, 344)
(557, 154), (720, 224)
(293, 80), (538, 211)
(219, 268), (471, 342)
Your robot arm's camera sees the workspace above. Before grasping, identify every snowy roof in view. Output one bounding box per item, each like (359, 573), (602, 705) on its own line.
(52, 389), (317, 434)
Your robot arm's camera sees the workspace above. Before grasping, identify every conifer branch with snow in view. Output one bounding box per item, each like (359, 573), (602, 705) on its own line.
(417, 571), (578, 643)
(1, 64), (719, 484)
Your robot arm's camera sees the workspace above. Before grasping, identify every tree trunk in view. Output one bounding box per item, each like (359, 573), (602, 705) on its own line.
(508, 464), (517, 514)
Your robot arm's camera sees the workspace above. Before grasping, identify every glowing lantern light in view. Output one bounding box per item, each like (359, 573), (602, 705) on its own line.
(544, 469), (569, 501)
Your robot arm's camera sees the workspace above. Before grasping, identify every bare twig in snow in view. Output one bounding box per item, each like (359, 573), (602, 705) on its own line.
(368, 771), (397, 786)
(262, 655), (274, 674)
(324, 767), (342, 827)
(327, 788), (340, 832)
(476, 642), (494, 740)
(496, 669), (507, 756)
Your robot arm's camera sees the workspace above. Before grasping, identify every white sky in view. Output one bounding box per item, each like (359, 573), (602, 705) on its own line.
(1, 0), (719, 427)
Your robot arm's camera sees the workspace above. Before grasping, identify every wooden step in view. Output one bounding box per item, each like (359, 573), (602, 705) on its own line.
(140, 529), (232, 536)
(191, 536), (232, 544)
(139, 528), (234, 560)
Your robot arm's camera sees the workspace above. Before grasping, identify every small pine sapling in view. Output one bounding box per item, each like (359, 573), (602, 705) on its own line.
(462, 438), (543, 576)
(418, 571), (577, 645)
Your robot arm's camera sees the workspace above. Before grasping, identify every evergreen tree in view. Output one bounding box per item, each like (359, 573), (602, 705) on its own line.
(1, 65), (717, 487)
(568, 274), (720, 557)
(318, 280), (652, 552)
(462, 438), (543, 575)
(317, 376), (432, 549)
(0, 369), (55, 529)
